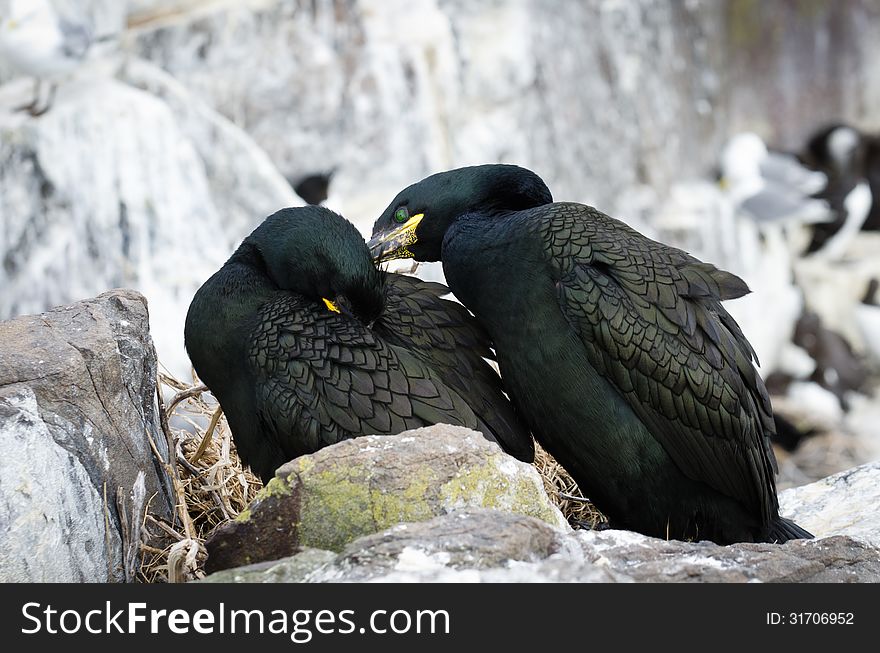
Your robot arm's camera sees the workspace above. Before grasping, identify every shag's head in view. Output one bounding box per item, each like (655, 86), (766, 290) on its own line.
(237, 206), (383, 322)
(367, 164), (552, 262)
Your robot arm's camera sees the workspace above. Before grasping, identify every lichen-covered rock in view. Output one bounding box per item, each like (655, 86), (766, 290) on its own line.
(0, 289), (174, 582)
(204, 425), (565, 573)
(202, 462), (880, 583)
(203, 509), (609, 583)
(203, 510), (880, 583)
(778, 462), (880, 547)
(311, 508), (585, 583)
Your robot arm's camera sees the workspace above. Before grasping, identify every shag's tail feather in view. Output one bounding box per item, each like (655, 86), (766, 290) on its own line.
(770, 516), (814, 543)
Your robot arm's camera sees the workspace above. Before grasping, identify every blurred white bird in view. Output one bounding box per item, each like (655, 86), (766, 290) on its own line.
(654, 133), (829, 378)
(0, 0), (96, 115)
(720, 132), (832, 228)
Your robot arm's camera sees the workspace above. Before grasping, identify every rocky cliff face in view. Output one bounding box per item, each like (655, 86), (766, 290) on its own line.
(126, 0), (880, 220)
(0, 65), (298, 376)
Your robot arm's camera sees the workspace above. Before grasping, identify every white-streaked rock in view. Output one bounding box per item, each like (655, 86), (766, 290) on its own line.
(0, 66), (298, 376)
(779, 462), (880, 547)
(128, 0), (732, 231)
(0, 387), (117, 582)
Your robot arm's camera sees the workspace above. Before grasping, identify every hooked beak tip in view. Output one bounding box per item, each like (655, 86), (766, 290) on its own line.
(367, 213), (423, 263)
(367, 236), (390, 263)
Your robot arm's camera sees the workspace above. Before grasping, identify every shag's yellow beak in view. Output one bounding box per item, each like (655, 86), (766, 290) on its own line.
(367, 214), (424, 263)
(322, 298), (341, 313)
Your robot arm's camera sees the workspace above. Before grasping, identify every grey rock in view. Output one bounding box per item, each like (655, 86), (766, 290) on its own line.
(203, 509), (880, 583)
(203, 462), (880, 583)
(200, 548), (338, 584)
(203, 509), (615, 583)
(204, 425), (566, 574)
(778, 461), (880, 547)
(309, 509), (595, 583)
(127, 1), (209, 25)
(0, 289), (174, 582)
(574, 530), (879, 583)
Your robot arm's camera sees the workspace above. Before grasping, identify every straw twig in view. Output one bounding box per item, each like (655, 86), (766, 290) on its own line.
(533, 442), (607, 529)
(140, 372), (262, 582)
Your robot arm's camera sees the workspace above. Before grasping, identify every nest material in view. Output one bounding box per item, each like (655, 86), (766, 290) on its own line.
(533, 442), (607, 529)
(139, 371), (262, 583)
(140, 372), (604, 582)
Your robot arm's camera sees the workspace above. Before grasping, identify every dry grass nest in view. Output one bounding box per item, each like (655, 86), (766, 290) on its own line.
(141, 372), (605, 582)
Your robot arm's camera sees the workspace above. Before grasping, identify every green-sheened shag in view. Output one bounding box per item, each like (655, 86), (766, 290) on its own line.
(368, 164), (813, 544)
(184, 206), (533, 482)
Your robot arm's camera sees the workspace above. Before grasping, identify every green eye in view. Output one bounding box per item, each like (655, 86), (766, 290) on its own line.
(394, 207), (409, 223)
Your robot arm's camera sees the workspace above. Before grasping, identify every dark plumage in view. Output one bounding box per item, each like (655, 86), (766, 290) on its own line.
(292, 172), (333, 205)
(185, 206), (532, 482)
(800, 123), (879, 252)
(368, 164), (812, 544)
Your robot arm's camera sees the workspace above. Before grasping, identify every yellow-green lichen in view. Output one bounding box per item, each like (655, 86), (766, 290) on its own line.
(235, 507), (252, 523)
(440, 454), (563, 528)
(295, 466), (375, 552)
(234, 475), (292, 523)
(368, 466), (437, 526)
(293, 457), (316, 475)
(295, 464), (442, 552)
(232, 446), (565, 551)
(263, 475), (294, 497)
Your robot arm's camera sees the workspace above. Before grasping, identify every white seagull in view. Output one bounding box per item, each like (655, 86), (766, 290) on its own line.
(719, 132), (832, 228)
(0, 0), (96, 115)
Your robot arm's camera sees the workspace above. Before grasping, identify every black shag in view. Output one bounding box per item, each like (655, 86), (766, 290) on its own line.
(801, 123), (879, 253)
(185, 206), (533, 482)
(368, 164), (812, 544)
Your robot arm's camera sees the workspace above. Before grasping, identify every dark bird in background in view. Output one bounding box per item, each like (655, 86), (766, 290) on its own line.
(864, 136), (880, 231)
(185, 206), (533, 482)
(800, 123), (877, 254)
(368, 164), (812, 544)
(764, 307), (869, 417)
(769, 413), (816, 453)
(291, 171), (334, 205)
(791, 311), (869, 411)
(864, 278), (879, 307)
